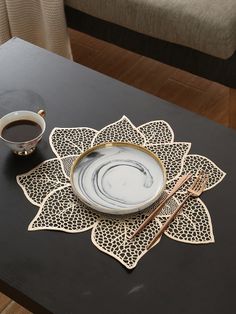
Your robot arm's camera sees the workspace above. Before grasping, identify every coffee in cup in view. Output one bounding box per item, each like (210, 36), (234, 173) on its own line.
(0, 110), (46, 155)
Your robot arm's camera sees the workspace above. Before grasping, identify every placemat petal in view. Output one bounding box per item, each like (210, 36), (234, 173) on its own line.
(29, 185), (99, 232)
(138, 120), (174, 144)
(181, 154), (226, 190)
(60, 155), (80, 179)
(50, 127), (97, 158)
(159, 197), (215, 244)
(91, 116), (146, 146)
(146, 142), (191, 182)
(17, 158), (69, 206)
(91, 212), (162, 269)
(166, 154), (226, 201)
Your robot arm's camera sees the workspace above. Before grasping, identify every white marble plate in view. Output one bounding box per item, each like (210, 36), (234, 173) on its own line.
(71, 143), (166, 215)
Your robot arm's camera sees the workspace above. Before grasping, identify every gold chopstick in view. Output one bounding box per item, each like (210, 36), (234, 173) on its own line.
(129, 173), (192, 240)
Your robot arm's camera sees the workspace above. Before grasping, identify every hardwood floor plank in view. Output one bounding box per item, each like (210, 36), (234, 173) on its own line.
(157, 79), (207, 112)
(71, 43), (100, 66)
(119, 57), (175, 94)
(1, 301), (31, 314)
(229, 88), (236, 128)
(69, 28), (106, 52)
(77, 44), (141, 79)
(157, 79), (228, 125)
(204, 93), (229, 126)
(170, 69), (212, 91)
(0, 293), (11, 312)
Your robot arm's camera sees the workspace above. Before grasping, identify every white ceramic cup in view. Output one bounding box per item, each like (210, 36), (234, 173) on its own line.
(0, 110), (46, 155)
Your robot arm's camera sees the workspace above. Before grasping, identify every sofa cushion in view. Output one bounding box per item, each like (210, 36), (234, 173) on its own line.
(65, 0), (236, 59)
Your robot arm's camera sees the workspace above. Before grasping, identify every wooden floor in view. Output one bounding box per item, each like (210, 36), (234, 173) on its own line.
(0, 295), (31, 314)
(0, 28), (230, 314)
(69, 29), (229, 127)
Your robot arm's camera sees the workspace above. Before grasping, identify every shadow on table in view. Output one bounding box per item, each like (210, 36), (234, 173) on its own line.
(2, 148), (46, 181)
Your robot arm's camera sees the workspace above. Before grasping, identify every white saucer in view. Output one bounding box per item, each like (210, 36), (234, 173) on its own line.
(71, 142), (166, 215)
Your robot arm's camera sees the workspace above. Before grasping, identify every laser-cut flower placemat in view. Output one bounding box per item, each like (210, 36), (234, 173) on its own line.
(17, 116), (226, 269)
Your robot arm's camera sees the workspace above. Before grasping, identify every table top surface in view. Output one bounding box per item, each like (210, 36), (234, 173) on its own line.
(0, 38), (236, 314)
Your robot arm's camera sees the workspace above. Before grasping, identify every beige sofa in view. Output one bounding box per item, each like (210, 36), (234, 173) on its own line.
(65, 0), (236, 60)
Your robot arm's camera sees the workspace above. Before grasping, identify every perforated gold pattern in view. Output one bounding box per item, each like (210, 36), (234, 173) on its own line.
(17, 116), (226, 269)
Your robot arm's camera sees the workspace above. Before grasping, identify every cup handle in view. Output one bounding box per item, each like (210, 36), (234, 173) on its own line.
(38, 109), (46, 118)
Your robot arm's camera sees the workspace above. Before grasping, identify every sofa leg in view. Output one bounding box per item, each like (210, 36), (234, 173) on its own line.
(229, 88), (236, 129)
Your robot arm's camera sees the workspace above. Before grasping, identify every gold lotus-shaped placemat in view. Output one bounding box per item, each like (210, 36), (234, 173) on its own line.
(17, 116), (225, 269)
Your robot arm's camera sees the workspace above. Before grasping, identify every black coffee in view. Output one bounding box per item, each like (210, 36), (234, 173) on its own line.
(1, 120), (42, 142)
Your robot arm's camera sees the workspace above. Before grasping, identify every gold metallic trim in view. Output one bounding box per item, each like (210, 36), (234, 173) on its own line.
(70, 142), (166, 215)
(38, 109), (46, 118)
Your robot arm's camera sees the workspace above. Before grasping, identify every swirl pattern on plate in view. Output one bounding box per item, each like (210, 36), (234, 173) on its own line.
(71, 144), (165, 214)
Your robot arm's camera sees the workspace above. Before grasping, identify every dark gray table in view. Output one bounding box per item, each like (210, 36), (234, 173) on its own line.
(0, 38), (235, 314)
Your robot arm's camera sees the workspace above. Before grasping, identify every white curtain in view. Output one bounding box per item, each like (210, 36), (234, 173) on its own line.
(0, 0), (72, 58)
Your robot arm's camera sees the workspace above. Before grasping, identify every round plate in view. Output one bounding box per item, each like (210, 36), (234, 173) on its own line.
(71, 142), (166, 215)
